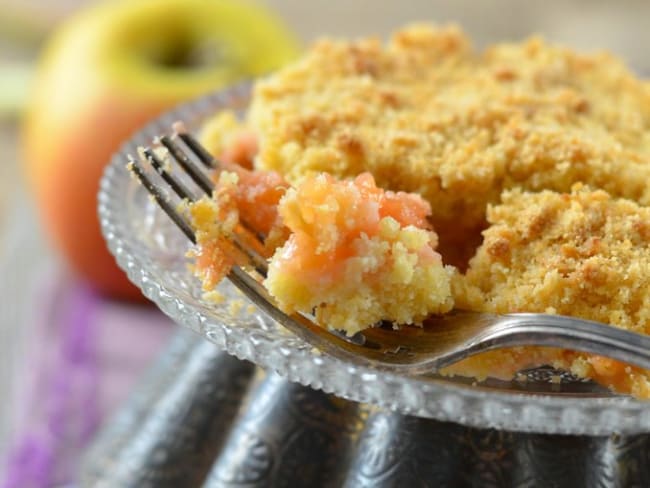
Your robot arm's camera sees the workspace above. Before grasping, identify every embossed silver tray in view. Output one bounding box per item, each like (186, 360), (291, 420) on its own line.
(98, 83), (650, 435)
(81, 329), (650, 487)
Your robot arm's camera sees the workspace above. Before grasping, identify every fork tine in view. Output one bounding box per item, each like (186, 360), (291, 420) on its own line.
(129, 143), (269, 276)
(167, 129), (269, 246)
(158, 135), (214, 195)
(142, 147), (194, 202)
(127, 156), (197, 244)
(176, 131), (218, 169)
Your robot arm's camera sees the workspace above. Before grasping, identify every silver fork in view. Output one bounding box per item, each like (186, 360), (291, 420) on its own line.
(127, 129), (650, 375)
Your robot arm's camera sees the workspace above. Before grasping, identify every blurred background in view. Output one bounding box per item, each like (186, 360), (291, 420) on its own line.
(0, 0), (649, 485)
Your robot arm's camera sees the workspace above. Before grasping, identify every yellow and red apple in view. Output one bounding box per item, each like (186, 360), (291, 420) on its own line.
(22, 0), (299, 301)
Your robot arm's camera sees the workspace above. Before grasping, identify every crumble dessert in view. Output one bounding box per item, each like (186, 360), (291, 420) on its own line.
(185, 23), (650, 397)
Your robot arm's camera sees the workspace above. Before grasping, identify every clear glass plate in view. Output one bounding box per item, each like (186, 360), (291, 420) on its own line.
(98, 83), (650, 435)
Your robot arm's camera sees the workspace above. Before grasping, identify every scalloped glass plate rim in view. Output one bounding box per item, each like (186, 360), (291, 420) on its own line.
(98, 82), (650, 435)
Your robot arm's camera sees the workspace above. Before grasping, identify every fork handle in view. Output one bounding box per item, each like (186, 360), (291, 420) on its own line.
(446, 313), (650, 371)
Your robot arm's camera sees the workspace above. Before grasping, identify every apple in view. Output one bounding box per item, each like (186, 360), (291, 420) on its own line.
(22, 0), (300, 301)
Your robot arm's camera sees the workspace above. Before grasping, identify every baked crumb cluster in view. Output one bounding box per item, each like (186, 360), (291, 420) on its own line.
(265, 173), (453, 335)
(448, 185), (650, 397)
(189, 24), (650, 397)
(458, 184), (650, 331)
(186, 171), (242, 290)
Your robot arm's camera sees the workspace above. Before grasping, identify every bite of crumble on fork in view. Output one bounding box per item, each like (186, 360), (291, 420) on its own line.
(185, 163), (454, 336)
(265, 172), (455, 336)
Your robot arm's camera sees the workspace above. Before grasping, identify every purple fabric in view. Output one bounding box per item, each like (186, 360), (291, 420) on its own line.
(3, 283), (99, 488)
(1, 274), (173, 487)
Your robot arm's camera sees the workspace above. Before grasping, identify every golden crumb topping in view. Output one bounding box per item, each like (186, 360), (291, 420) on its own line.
(446, 185), (650, 396)
(248, 24), (650, 241)
(457, 184), (650, 333)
